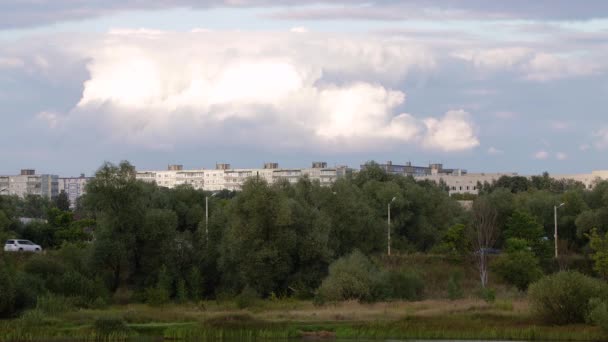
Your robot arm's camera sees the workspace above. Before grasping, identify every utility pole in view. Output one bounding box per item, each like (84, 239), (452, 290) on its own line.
(205, 192), (218, 245)
(554, 202), (565, 259)
(388, 197), (396, 256)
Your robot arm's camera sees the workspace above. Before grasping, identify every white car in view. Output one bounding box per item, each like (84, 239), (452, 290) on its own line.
(4, 239), (42, 252)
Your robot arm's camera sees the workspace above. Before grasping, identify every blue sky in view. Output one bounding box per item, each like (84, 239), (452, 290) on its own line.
(1, 1), (608, 176)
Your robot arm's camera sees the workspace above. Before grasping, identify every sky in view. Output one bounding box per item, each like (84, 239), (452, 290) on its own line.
(1, 1), (608, 176)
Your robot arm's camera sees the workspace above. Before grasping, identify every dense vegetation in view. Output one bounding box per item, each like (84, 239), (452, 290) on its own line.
(2, 160), (608, 333)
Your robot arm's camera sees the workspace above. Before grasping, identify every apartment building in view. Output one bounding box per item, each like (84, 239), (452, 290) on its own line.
(57, 175), (91, 208)
(0, 169), (59, 199)
(136, 162), (352, 191)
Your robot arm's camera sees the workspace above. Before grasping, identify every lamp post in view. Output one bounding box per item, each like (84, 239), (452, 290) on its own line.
(205, 192), (219, 244)
(554, 202), (565, 259)
(388, 197), (396, 256)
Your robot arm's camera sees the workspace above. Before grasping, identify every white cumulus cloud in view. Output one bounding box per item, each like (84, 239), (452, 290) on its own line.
(54, 30), (478, 152)
(422, 110), (479, 152)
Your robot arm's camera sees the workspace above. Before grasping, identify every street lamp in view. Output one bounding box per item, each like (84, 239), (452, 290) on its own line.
(205, 192), (219, 244)
(388, 197), (397, 256)
(554, 202), (565, 259)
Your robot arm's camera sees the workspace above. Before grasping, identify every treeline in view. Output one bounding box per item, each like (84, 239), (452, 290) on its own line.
(1, 161), (608, 319)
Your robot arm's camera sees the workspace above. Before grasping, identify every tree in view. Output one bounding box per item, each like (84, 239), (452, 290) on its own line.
(504, 210), (550, 258)
(55, 191), (71, 211)
(588, 228), (608, 279)
(470, 198), (499, 288)
(219, 178), (297, 296)
(85, 161), (147, 291)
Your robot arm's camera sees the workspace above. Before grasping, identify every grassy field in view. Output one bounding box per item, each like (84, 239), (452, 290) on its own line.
(0, 298), (605, 341)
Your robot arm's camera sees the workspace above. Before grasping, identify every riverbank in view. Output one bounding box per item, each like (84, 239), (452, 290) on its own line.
(0, 299), (604, 341)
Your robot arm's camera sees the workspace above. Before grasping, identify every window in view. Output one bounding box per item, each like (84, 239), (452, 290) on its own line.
(18, 240), (32, 245)
(6, 240), (14, 244)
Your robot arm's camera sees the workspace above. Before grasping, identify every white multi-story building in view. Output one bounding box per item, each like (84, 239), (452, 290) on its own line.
(136, 162), (352, 191)
(0, 169), (59, 199)
(58, 175), (90, 208)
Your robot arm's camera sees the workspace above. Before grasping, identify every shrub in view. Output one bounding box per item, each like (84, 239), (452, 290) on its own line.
(316, 250), (386, 303)
(13, 272), (46, 312)
(36, 294), (74, 315)
(18, 309), (46, 327)
(477, 287), (496, 303)
(528, 271), (608, 324)
(587, 298), (608, 332)
(235, 286), (259, 309)
(0, 264), (16, 317)
(94, 317), (129, 336)
(388, 270), (424, 301)
(176, 279), (187, 304)
(187, 267), (204, 301)
(145, 287), (169, 306)
(447, 271), (464, 300)
(492, 243), (543, 291)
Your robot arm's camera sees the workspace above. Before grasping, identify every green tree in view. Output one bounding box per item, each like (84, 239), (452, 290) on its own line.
(86, 161), (147, 291)
(219, 178), (297, 296)
(55, 191), (71, 211)
(588, 228), (608, 279)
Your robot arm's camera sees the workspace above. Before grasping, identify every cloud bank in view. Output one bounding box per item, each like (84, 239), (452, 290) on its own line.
(3, 1), (608, 29)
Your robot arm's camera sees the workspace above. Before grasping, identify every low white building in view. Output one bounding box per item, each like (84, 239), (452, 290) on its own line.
(552, 170), (608, 190)
(417, 173), (519, 195)
(418, 170), (608, 196)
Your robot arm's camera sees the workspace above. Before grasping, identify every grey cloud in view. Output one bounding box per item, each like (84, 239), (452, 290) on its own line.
(3, 0), (608, 29)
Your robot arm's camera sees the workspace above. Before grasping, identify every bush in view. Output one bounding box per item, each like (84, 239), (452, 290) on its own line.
(0, 264), (16, 317)
(13, 272), (46, 312)
(477, 287), (496, 303)
(388, 270), (424, 301)
(36, 294), (74, 315)
(176, 279), (187, 304)
(528, 271), (608, 324)
(94, 317), (129, 336)
(236, 286), (259, 309)
(492, 248), (543, 291)
(145, 287), (169, 306)
(18, 309), (46, 327)
(587, 298), (608, 332)
(316, 250), (386, 303)
(447, 271), (464, 300)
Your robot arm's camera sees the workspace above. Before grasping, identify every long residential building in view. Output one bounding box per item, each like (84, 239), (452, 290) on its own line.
(136, 162), (352, 191)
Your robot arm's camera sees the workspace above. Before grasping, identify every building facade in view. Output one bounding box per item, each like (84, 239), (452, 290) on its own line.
(136, 162), (352, 191)
(0, 169), (59, 199)
(57, 175), (91, 208)
(362, 161), (466, 177)
(418, 170), (608, 196)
